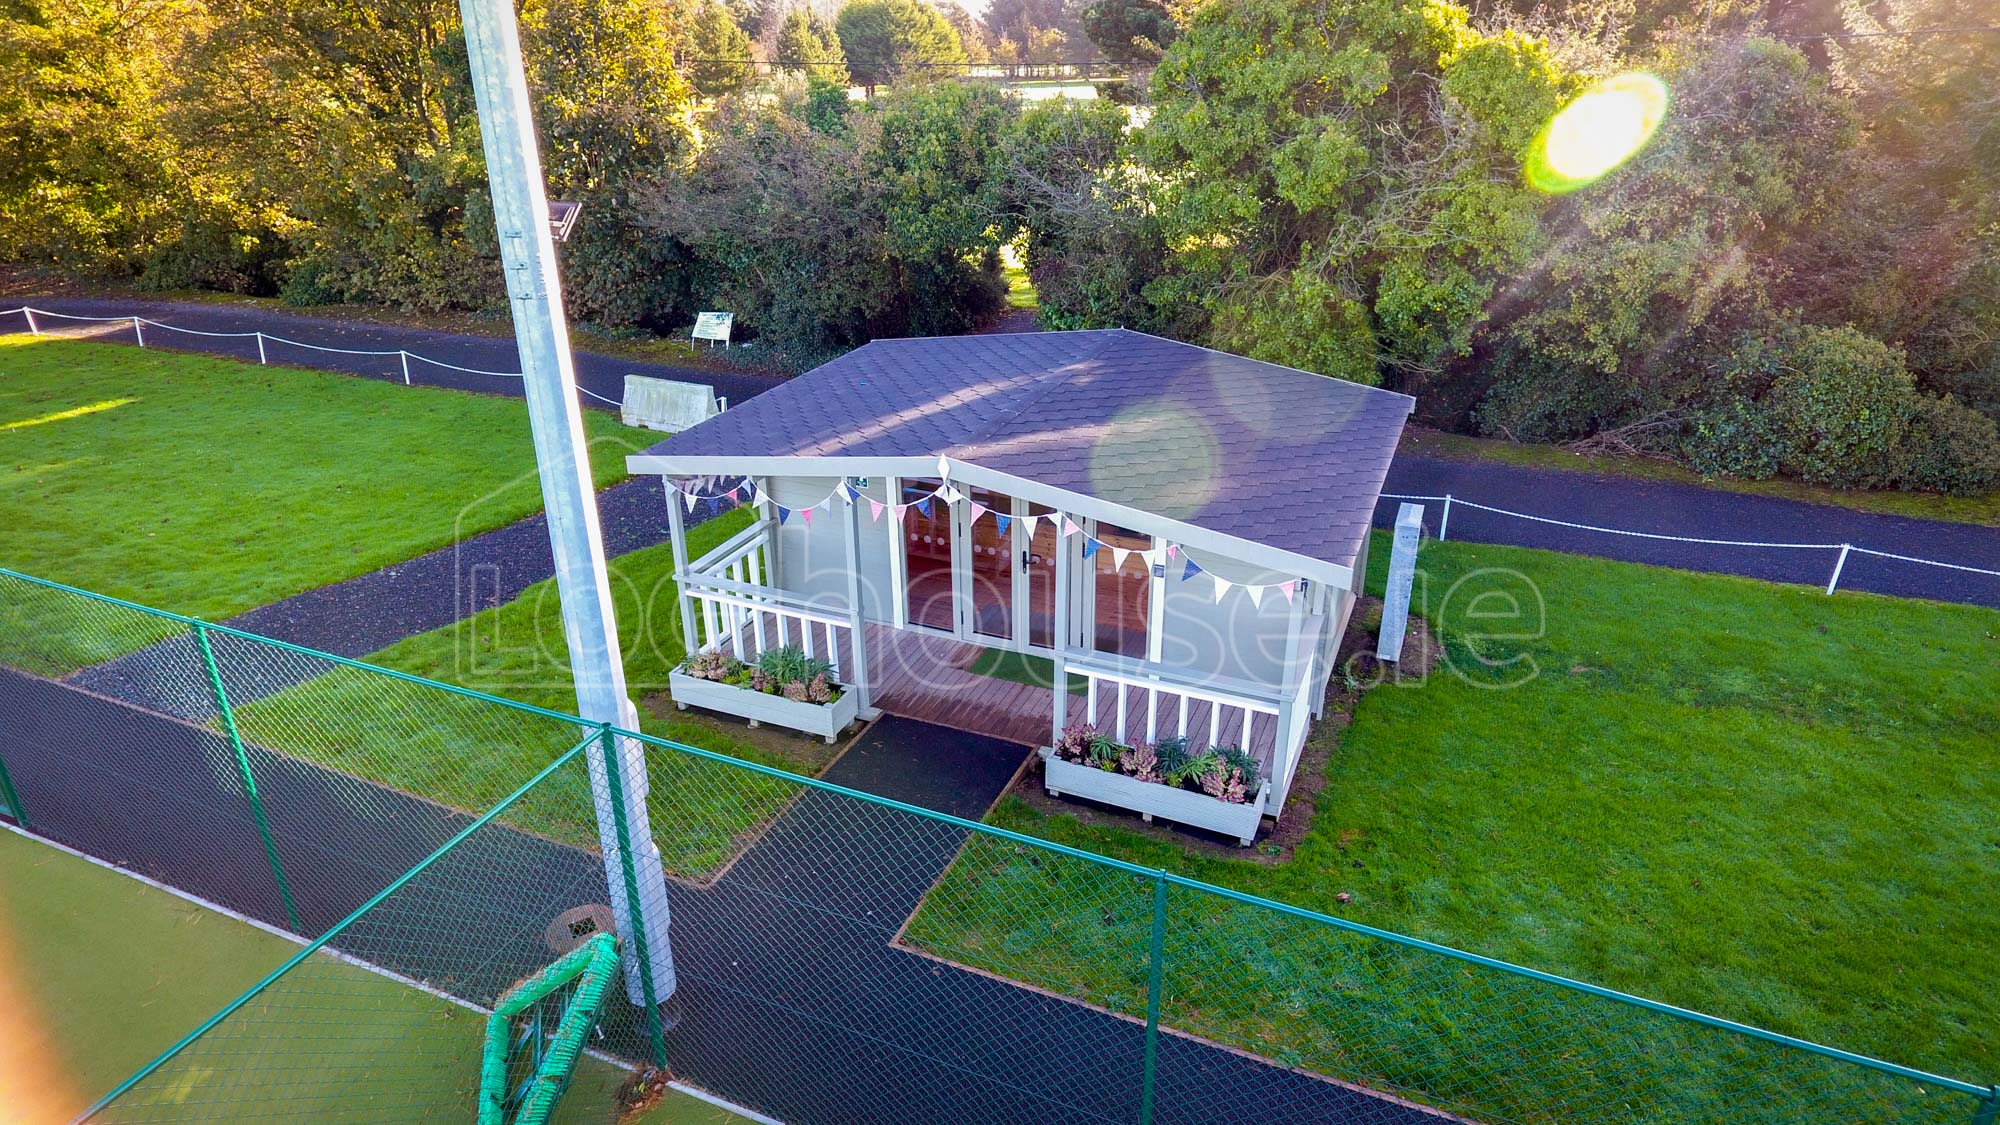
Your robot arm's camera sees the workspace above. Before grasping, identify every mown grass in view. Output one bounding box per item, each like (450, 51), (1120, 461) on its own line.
(0, 829), (743, 1123)
(1402, 426), (2000, 527)
(234, 508), (823, 880)
(0, 336), (648, 671)
(903, 536), (2000, 1117)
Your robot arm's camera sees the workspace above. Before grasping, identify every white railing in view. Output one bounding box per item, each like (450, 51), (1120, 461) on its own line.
(1063, 654), (1285, 753)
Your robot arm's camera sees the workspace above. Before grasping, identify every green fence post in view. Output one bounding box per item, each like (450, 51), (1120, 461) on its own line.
(194, 622), (302, 933)
(0, 744), (26, 828)
(1140, 870), (1168, 1125)
(597, 724), (669, 1069)
(1971, 1086), (2000, 1125)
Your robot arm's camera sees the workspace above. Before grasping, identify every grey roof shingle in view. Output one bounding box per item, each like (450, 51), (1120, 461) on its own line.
(641, 329), (1412, 570)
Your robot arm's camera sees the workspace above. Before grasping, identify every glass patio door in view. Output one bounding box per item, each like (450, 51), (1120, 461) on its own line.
(966, 486), (1014, 643)
(901, 478), (955, 632)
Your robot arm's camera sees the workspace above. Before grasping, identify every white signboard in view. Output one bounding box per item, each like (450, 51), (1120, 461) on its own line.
(1376, 502), (1424, 663)
(692, 311), (734, 344)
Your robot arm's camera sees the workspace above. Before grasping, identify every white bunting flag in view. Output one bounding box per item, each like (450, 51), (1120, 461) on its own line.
(1212, 577), (1232, 603)
(1246, 584), (1264, 608)
(942, 485), (963, 506)
(683, 489), (699, 512)
(937, 455), (951, 480)
(1112, 546), (1130, 571)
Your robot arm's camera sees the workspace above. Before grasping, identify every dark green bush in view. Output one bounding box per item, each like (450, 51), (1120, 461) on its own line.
(1889, 394), (2000, 495)
(1762, 325), (1915, 489)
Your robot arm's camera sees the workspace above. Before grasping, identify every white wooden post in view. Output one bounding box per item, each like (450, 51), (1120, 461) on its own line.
(23, 308), (38, 335)
(842, 479), (874, 716)
(1051, 509), (1072, 744)
(1437, 494), (1454, 543)
(885, 475), (908, 630)
(132, 316), (145, 347)
(663, 480), (698, 660)
(255, 332), (268, 365)
(399, 350), (412, 385)
(1377, 503), (1424, 663)
(1271, 581), (1308, 811)
(1825, 544), (1852, 595)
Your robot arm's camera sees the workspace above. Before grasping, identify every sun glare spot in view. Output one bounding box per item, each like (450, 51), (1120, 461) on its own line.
(1, 397), (138, 432)
(1528, 72), (1669, 194)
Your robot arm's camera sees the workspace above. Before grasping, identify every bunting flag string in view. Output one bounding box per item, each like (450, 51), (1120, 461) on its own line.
(1176, 548), (1302, 604)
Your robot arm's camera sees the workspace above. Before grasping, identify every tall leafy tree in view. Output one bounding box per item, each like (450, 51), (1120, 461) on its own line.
(521, 0), (701, 325)
(686, 0), (754, 97)
(1141, 0), (1570, 385)
(1080, 0), (1178, 66)
(775, 7), (849, 82)
(1476, 35), (1855, 439)
(835, 0), (967, 88)
(0, 0), (206, 275)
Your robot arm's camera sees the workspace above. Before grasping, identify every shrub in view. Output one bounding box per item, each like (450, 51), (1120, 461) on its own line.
(1052, 723), (1100, 763)
(1888, 394), (2000, 495)
(1763, 325), (1917, 488)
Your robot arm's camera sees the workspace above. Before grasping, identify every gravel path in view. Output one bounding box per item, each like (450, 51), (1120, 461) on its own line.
(9, 297), (1996, 622)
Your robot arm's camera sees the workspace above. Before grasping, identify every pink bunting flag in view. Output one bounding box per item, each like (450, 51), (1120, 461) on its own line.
(1280, 580), (1298, 604)
(799, 506), (814, 526)
(968, 502), (988, 524)
(870, 499), (885, 522)
(1062, 517), (1082, 538)
(892, 504), (908, 522)
(1166, 544), (1180, 562)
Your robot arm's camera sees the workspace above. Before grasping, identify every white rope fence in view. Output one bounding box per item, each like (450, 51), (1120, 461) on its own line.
(1381, 493), (2000, 596)
(0, 305), (623, 407)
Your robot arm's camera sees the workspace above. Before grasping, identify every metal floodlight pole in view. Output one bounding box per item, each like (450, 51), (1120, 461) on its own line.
(457, 0), (676, 1008)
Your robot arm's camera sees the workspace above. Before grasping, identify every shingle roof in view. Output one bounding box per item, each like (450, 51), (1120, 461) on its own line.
(640, 330), (1413, 571)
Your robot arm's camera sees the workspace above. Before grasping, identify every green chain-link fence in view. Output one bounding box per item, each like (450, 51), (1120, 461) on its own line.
(2, 565), (1994, 1125)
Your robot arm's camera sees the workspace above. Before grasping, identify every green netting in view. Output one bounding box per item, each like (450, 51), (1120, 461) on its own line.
(0, 566), (1992, 1125)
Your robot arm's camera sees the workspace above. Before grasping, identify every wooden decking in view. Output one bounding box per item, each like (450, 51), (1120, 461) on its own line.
(866, 625), (1053, 747)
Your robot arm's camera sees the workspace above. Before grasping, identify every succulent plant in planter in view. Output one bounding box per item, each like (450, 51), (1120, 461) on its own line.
(1213, 744), (1261, 792)
(782, 680), (810, 702)
(1118, 742), (1161, 783)
(806, 672), (833, 704)
(1053, 723), (1100, 763)
(686, 650), (744, 682)
(1199, 763), (1250, 804)
(1087, 731), (1123, 771)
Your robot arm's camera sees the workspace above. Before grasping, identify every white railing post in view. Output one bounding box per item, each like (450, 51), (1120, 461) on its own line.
(1438, 494), (1453, 543)
(133, 316), (145, 347)
(399, 350), (412, 385)
(663, 481), (699, 660)
(1051, 655), (1068, 746)
(1826, 544), (1852, 595)
(843, 482), (873, 714)
(23, 308), (38, 336)
(255, 332), (268, 365)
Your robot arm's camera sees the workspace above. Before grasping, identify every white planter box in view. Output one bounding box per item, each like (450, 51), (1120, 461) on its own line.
(1041, 749), (1270, 845)
(670, 668), (859, 743)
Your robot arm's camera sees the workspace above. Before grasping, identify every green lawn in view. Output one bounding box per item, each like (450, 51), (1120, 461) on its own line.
(234, 507), (829, 879)
(0, 336), (648, 671)
(0, 829), (745, 1123)
(903, 536), (2000, 1104)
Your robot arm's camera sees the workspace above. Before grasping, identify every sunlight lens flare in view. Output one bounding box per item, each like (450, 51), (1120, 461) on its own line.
(1527, 73), (1669, 194)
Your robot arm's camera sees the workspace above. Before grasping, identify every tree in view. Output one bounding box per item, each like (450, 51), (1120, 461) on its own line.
(775, 7), (848, 83)
(984, 0), (1090, 62)
(1006, 98), (1165, 329)
(1475, 36), (1855, 439)
(1080, 0), (1178, 66)
(0, 0), (215, 277)
(1140, 0), (1570, 385)
(686, 0), (754, 97)
(521, 0), (702, 326)
(835, 0), (966, 89)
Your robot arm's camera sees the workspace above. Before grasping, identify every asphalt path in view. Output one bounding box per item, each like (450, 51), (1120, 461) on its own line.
(8, 297), (1997, 613)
